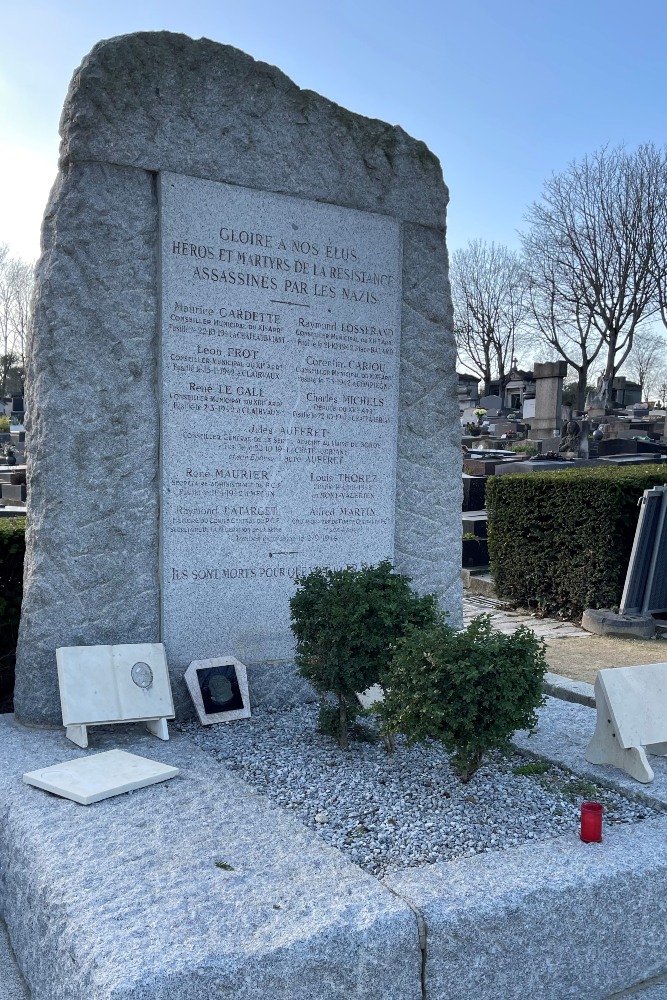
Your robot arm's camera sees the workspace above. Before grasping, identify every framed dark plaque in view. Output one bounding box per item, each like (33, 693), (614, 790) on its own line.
(184, 656), (251, 725)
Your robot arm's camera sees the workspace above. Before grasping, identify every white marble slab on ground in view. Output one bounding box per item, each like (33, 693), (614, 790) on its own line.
(23, 750), (179, 805)
(0, 921), (28, 999)
(463, 595), (589, 639)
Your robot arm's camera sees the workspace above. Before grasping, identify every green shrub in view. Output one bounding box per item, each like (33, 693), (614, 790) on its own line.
(0, 517), (25, 710)
(380, 615), (547, 781)
(0, 415), (9, 433)
(290, 561), (439, 749)
(509, 441), (539, 456)
(486, 465), (667, 620)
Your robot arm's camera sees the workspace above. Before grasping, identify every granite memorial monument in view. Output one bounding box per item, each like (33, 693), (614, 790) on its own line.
(15, 32), (461, 723)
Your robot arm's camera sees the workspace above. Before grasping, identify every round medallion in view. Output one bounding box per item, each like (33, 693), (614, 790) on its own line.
(131, 661), (154, 689)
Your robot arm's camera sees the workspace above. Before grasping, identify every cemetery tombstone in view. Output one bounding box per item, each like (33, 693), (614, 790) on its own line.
(529, 361), (567, 440)
(15, 32), (461, 724)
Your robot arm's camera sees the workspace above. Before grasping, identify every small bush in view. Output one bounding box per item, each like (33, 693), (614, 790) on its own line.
(380, 614), (547, 781)
(486, 465), (667, 620)
(0, 415), (9, 433)
(290, 561), (439, 749)
(509, 441), (539, 456)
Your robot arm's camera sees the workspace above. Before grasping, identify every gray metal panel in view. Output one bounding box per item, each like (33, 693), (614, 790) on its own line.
(644, 491), (667, 614)
(620, 487), (665, 614)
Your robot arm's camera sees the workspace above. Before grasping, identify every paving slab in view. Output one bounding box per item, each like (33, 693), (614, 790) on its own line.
(464, 594), (589, 638)
(0, 716), (420, 1000)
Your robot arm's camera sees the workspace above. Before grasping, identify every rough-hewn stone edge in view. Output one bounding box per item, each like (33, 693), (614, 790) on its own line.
(0, 917), (28, 999)
(385, 815), (667, 1000)
(394, 223), (462, 622)
(14, 162), (160, 726)
(0, 718), (422, 1000)
(59, 32), (447, 230)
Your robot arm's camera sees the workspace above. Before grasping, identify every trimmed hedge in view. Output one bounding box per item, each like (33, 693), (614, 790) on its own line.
(0, 517), (25, 711)
(486, 466), (667, 621)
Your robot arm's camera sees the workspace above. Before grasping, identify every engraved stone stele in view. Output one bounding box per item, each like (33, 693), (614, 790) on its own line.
(15, 31), (462, 725)
(57, 642), (175, 747)
(23, 750), (179, 805)
(185, 656), (251, 726)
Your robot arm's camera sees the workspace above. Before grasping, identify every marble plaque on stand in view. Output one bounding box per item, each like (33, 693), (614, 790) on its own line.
(185, 656), (251, 725)
(57, 642), (175, 747)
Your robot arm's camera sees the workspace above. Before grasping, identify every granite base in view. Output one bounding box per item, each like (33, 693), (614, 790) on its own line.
(3, 699), (667, 999)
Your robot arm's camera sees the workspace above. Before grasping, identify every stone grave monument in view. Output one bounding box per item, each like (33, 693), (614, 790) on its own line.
(15, 32), (461, 724)
(529, 361), (567, 441)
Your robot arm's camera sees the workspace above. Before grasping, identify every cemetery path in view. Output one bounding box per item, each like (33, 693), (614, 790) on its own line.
(543, 634), (667, 684)
(463, 595), (667, 686)
(463, 594), (589, 639)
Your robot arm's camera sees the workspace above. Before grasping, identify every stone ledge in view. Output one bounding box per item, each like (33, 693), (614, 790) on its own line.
(543, 670), (596, 708)
(0, 717), (421, 1000)
(5, 701), (667, 999)
(385, 815), (667, 1000)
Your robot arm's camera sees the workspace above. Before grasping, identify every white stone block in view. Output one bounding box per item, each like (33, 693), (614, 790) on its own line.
(23, 750), (179, 805)
(356, 684), (385, 710)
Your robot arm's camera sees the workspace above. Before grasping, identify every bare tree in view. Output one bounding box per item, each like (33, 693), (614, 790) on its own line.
(523, 143), (667, 408)
(524, 244), (604, 410)
(451, 240), (531, 396)
(0, 245), (33, 394)
(0, 246), (11, 389)
(622, 328), (667, 401)
(7, 258), (32, 374)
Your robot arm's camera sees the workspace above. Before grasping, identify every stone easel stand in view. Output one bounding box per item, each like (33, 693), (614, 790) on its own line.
(585, 663), (667, 782)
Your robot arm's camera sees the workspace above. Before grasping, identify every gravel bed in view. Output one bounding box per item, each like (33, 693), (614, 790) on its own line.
(182, 703), (659, 878)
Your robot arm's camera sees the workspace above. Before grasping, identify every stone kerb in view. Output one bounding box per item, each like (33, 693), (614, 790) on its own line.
(15, 32), (462, 725)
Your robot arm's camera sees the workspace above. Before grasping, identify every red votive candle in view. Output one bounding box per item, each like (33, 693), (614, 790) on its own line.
(580, 801), (603, 842)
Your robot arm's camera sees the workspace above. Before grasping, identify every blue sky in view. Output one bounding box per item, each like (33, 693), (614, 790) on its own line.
(1, 0), (666, 262)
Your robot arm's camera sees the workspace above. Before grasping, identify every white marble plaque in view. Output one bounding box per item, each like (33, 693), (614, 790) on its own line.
(23, 750), (179, 805)
(57, 643), (175, 746)
(159, 174), (402, 665)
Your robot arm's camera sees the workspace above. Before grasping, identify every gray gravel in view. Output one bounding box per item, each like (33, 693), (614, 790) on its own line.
(183, 704), (659, 878)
